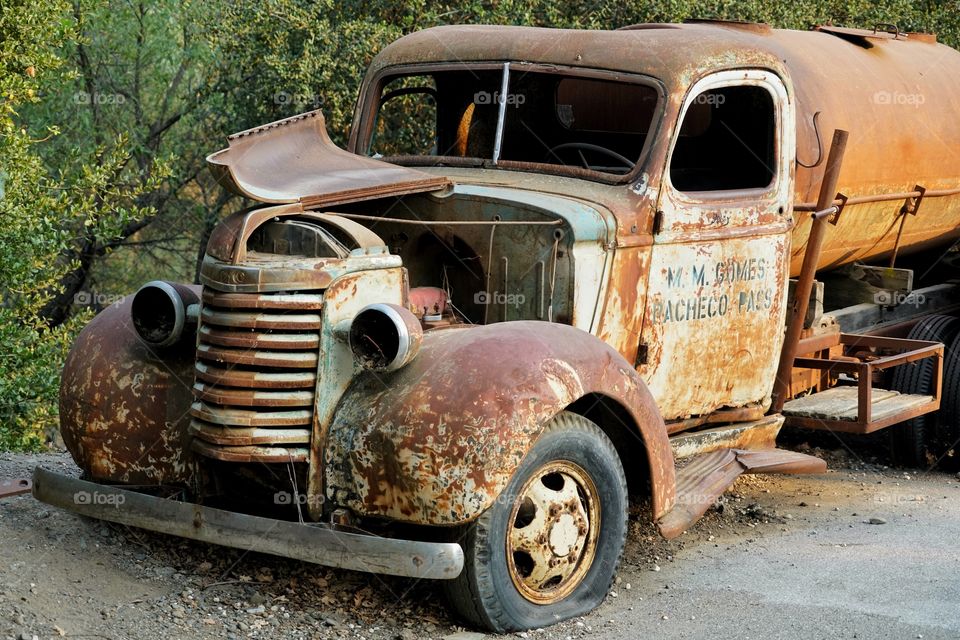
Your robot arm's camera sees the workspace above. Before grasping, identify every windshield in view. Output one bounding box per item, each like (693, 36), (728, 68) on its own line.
(362, 65), (660, 179)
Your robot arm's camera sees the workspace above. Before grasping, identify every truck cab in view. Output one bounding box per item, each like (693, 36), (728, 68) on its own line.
(348, 50), (795, 425)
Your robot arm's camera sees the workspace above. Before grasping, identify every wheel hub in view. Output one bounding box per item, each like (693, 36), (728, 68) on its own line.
(506, 461), (600, 604)
(549, 513), (579, 556)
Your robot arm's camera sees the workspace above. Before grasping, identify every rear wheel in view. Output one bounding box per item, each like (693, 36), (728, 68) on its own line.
(444, 412), (628, 632)
(934, 329), (960, 466)
(889, 314), (960, 467)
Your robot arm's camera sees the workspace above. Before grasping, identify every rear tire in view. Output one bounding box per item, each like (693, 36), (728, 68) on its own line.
(443, 411), (628, 632)
(889, 314), (960, 467)
(935, 328), (960, 466)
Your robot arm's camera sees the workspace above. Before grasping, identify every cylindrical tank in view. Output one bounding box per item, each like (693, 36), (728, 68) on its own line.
(770, 27), (960, 273)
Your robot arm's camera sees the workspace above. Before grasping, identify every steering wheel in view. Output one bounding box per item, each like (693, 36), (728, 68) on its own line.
(546, 142), (635, 170)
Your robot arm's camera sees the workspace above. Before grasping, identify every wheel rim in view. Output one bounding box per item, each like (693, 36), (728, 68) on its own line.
(506, 460), (601, 604)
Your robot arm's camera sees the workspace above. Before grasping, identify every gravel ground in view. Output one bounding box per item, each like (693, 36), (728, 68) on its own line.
(1, 441), (959, 640)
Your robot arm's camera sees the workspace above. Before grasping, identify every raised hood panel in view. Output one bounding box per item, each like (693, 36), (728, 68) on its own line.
(206, 110), (449, 205)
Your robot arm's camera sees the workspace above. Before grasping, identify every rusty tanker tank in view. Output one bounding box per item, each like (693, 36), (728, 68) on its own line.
(772, 26), (960, 272)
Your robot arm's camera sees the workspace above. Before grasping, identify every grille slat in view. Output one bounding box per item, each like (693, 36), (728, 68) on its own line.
(191, 439), (309, 463)
(191, 401), (313, 427)
(199, 325), (320, 350)
(202, 289), (323, 310)
(194, 362), (315, 389)
(191, 288), (321, 461)
(188, 423), (310, 446)
(201, 307), (321, 330)
(197, 344), (318, 368)
(193, 383), (314, 408)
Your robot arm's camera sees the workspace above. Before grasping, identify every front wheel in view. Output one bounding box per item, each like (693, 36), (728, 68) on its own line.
(443, 412), (628, 632)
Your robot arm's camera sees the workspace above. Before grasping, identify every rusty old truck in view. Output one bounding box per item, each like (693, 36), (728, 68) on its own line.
(27, 20), (960, 631)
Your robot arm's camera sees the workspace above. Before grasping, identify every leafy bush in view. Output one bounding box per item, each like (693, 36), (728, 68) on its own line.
(0, 0), (160, 449)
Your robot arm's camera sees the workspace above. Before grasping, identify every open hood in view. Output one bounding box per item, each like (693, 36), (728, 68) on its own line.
(206, 110), (450, 206)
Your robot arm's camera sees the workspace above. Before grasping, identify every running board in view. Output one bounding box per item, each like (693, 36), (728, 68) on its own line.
(670, 415), (783, 460)
(657, 448), (827, 539)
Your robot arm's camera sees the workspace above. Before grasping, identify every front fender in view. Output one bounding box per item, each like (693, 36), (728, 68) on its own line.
(60, 295), (198, 485)
(325, 321), (673, 525)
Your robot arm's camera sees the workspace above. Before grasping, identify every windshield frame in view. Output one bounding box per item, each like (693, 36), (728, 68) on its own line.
(350, 61), (666, 185)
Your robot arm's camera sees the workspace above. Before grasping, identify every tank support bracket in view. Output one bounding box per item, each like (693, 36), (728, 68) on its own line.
(890, 185), (926, 267)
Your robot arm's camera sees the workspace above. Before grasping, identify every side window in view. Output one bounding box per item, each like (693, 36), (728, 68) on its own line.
(670, 85), (776, 192)
(369, 76), (438, 157)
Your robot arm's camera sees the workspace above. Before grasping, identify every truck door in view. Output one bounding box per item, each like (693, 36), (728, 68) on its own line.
(637, 70), (796, 421)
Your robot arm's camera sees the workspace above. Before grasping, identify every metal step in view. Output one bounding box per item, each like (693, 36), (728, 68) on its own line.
(670, 415), (783, 460)
(783, 386), (933, 424)
(780, 333), (943, 433)
(0, 478), (32, 500)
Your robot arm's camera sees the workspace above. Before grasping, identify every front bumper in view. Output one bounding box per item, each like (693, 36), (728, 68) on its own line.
(32, 467), (463, 580)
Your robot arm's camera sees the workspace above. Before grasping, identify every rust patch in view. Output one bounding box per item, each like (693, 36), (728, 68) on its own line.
(60, 297), (198, 485)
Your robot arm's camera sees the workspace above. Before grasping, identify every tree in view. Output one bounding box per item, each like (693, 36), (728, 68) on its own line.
(0, 0), (159, 448)
(27, 0), (230, 324)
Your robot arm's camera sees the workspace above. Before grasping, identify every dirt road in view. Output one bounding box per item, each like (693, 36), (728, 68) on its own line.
(2, 445), (958, 640)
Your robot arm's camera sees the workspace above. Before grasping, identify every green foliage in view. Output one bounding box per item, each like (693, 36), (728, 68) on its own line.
(1, 0), (74, 449)
(202, 1), (407, 144)
(0, 0), (163, 449)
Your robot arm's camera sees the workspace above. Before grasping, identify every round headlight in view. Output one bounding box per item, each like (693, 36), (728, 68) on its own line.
(131, 281), (199, 348)
(349, 303), (423, 371)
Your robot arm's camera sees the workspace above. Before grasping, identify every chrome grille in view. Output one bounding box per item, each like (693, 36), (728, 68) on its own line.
(189, 288), (323, 463)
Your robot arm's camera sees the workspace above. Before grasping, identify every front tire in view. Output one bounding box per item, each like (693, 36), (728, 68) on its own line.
(444, 412), (628, 632)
